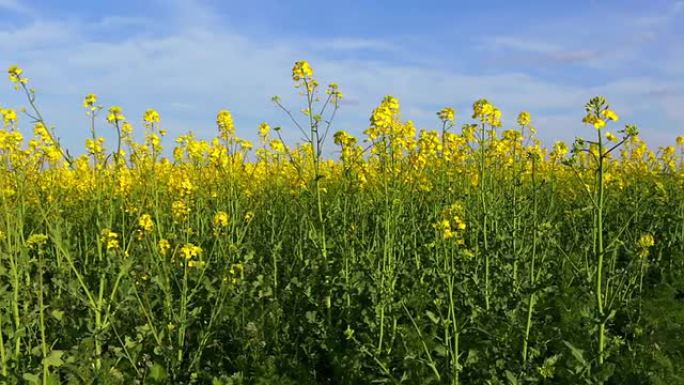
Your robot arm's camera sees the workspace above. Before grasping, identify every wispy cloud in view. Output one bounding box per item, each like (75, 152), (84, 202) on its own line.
(481, 36), (601, 65)
(0, 0), (681, 151)
(0, 0), (32, 14)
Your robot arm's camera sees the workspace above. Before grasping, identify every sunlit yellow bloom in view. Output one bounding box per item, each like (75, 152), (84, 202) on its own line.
(472, 99), (502, 127)
(83, 93), (97, 110)
(158, 239), (171, 256)
(326, 82), (343, 100)
(180, 243), (202, 260)
(637, 233), (654, 258)
(188, 260), (206, 269)
(1, 108), (17, 124)
(437, 107), (456, 123)
(8, 65), (27, 85)
(258, 122), (270, 139)
(292, 60), (314, 81)
(27, 234), (49, 250)
(213, 211), (229, 228)
(138, 214), (154, 233)
(107, 106), (126, 124)
(601, 109), (619, 121)
(144, 109), (161, 125)
(172, 200), (190, 220)
(85, 137), (105, 155)
(101, 229), (120, 251)
(517, 111), (531, 126)
(583, 114), (606, 129)
(605, 132), (618, 143)
(270, 139), (286, 153)
(216, 109), (235, 139)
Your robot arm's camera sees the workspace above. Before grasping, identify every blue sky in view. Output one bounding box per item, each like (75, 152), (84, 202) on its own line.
(1, 0), (682, 152)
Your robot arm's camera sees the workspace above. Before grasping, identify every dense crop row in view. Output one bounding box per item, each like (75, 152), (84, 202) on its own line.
(0, 62), (683, 384)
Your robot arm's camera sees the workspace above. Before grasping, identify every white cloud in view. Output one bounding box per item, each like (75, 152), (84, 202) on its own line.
(0, 0), (31, 14)
(0, 0), (680, 153)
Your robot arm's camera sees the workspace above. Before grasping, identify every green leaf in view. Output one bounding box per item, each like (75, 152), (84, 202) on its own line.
(51, 309), (65, 321)
(433, 344), (447, 357)
(425, 310), (440, 324)
(504, 370), (518, 385)
(22, 373), (40, 384)
(43, 350), (64, 369)
(562, 340), (587, 367)
(149, 362), (168, 381)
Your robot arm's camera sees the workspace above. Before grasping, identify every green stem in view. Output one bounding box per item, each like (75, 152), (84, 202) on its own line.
(522, 156), (538, 365)
(596, 128), (606, 366)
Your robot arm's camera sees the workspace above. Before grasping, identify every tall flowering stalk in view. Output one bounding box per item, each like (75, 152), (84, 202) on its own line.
(573, 96), (637, 368)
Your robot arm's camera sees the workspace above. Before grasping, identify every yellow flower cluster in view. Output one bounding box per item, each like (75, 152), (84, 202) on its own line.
(437, 107), (456, 123)
(138, 213), (155, 233)
(216, 109), (235, 140)
(158, 239), (171, 256)
(292, 60), (314, 81)
(638, 233), (654, 248)
(180, 243), (205, 268)
(212, 211), (228, 229)
(434, 203), (467, 242)
(472, 99), (502, 127)
(101, 229), (120, 251)
(637, 233), (655, 258)
(517, 111), (531, 127)
(7, 65), (28, 85)
(107, 106), (126, 124)
(582, 97), (619, 130)
(144, 108), (161, 126)
(1, 107), (17, 125)
(26, 234), (49, 250)
(83, 93), (98, 110)
(180, 243), (202, 259)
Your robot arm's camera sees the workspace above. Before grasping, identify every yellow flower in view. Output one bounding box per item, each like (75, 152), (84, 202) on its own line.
(1, 108), (17, 124)
(326, 82), (343, 100)
(270, 139), (286, 153)
(582, 114), (606, 129)
(85, 137), (105, 155)
(213, 211), (229, 228)
(292, 60), (314, 81)
(180, 243), (202, 260)
(83, 93), (97, 110)
(8, 65), (27, 84)
(517, 111), (531, 127)
(601, 109), (619, 121)
(101, 229), (120, 251)
(605, 132), (618, 143)
(258, 122), (270, 139)
(172, 200), (190, 220)
(188, 260), (206, 269)
(676, 136), (684, 148)
(638, 233), (654, 248)
(433, 203), (466, 242)
(143, 109), (161, 125)
(27, 234), (49, 250)
(437, 107), (456, 123)
(158, 239), (171, 256)
(472, 99), (502, 127)
(138, 213), (154, 233)
(107, 106), (126, 124)
(216, 109), (235, 138)
(434, 219), (454, 240)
